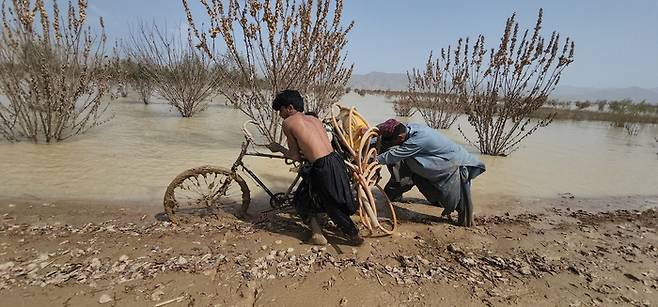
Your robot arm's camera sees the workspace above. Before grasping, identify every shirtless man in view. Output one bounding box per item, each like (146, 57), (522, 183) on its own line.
(267, 90), (363, 246)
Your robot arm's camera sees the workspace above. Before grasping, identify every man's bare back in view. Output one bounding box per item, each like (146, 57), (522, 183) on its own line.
(283, 113), (333, 162)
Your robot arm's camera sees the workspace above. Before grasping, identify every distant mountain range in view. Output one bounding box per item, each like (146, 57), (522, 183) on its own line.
(349, 72), (658, 103)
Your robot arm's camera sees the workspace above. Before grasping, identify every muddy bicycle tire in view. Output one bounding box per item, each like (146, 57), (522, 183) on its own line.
(163, 165), (250, 224)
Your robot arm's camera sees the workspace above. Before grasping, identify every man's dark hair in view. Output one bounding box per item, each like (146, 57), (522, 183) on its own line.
(393, 123), (407, 136)
(272, 90), (304, 112)
(382, 123), (407, 142)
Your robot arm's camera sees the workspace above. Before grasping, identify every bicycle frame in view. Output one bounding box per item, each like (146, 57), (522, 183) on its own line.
(230, 130), (302, 211)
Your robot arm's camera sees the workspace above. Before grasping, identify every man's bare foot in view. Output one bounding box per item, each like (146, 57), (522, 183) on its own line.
(306, 215), (328, 245)
(307, 232), (328, 245)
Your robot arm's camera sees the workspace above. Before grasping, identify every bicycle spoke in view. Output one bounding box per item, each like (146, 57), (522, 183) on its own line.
(171, 171), (243, 208)
(180, 178), (205, 197)
(208, 175), (229, 199)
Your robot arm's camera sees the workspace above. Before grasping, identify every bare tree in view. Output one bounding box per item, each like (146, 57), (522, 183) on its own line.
(182, 0), (353, 143)
(0, 0), (113, 143)
(456, 9), (575, 156)
(126, 23), (219, 117)
(407, 44), (465, 129)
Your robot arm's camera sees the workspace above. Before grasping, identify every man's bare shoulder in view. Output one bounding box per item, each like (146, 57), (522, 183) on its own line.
(299, 114), (323, 127)
(280, 115), (292, 126)
(282, 114), (302, 134)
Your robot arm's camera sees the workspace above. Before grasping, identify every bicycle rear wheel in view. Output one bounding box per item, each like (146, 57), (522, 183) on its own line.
(163, 166), (250, 224)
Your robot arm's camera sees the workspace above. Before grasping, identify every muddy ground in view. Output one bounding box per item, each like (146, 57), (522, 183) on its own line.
(0, 196), (657, 307)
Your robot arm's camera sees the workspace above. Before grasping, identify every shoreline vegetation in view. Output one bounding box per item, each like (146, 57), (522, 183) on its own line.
(532, 106), (658, 124)
(351, 89), (658, 125)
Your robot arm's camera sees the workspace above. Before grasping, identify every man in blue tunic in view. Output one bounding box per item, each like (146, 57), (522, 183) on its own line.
(375, 119), (486, 226)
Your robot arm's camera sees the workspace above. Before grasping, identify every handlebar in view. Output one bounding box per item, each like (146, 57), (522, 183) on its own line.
(241, 120), (300, 167)
(242, 120), (270, 147)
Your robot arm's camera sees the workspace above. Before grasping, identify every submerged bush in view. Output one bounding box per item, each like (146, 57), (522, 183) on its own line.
(0, 0), (113, 143)
(407, 47), (463, 129)
(393, 98), (415, 117)
(457, 9), (575, 156)
(126, 23), (219, 117)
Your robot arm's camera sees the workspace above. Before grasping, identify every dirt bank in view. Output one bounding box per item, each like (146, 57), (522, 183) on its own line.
(1, 196), (657, 306)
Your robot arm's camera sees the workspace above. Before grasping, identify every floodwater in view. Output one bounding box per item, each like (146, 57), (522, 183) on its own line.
(1, 93), (657, 211)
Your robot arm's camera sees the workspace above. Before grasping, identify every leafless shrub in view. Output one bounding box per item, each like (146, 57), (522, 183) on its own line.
(545, 99), (559, 108)
(126, 23), (219, 117)
(182, 0), (353, 143)
(574, 101), (591, 110)
(0, 0), (113, 143)
(109, 83), (128, 100)
(392, 98), (415, 117)
(118, 58), (155, 104)
(624, 123), (640, 136)
(131, 64), (155, 105)
(456, 9), (575, 156)
(107, 56), (129, 100)
(609, 99), (635, 127)
(407, 45), (465, 129)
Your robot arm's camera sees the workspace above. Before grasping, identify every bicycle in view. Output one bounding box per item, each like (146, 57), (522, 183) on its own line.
(163, 113), (397, 236)
(163, 121), (300, 224)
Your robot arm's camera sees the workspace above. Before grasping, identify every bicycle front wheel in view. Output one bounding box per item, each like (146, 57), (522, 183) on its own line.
(163, 166), (250, 224)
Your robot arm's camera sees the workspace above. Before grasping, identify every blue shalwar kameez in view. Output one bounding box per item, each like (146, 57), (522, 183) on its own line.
(377, 123), (486, 226)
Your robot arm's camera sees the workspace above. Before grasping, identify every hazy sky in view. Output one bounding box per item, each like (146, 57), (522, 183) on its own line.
(89, 0), (658, 88)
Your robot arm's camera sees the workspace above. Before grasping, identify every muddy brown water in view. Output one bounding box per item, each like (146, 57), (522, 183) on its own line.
(1, 93), (657, 213)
